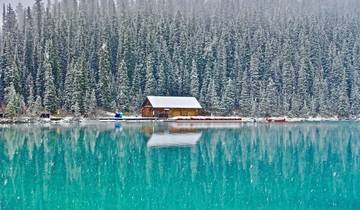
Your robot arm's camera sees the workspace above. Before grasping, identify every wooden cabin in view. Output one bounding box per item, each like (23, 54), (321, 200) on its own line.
(141, 96), (202, 118)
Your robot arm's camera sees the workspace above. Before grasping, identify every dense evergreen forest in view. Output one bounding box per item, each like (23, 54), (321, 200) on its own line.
(0, 0), (360, 117)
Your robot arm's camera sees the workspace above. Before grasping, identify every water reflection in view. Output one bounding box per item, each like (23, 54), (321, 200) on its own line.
(0, 122), (360, 209)
(146, 123), (202, 148)
(147, 133), (202, 148)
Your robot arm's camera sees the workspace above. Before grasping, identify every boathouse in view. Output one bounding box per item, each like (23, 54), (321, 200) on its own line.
(141, 96), (202, 118)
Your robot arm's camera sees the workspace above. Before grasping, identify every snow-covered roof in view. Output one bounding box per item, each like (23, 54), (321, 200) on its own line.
(147, 132), (202, 148)
(146, 96), (202, 109)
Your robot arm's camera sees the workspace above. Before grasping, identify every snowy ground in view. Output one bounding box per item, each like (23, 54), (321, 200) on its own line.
(171, 116), (356, 122)
(1, 115), (359, 125)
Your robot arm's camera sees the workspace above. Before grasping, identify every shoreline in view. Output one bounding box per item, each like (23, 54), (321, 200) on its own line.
(1, 116), (359, 125)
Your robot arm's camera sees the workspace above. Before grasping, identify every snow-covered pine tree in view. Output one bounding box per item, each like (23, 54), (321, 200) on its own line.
(157, 62), (167, 95)
(330, 54), (345, 114)
(337, 70), (350, 118)
(98, 43), (113, 108)
(250, 48), (262, 104)
(64, 61), (75, 110)
(190, 59), (199, 98)
(222, 79), (236, 115)
(32, 95), (43, 115)
(144, 53), (156, 96)
(70, 60), (84, 113)
(86, 89), (97, 116)
(0, 59), (4, 103)
(199, 60), (212, 108)
(5, 83), (21, 117)
(350, 70), (360, 116)
(239, 70), (252, 116)
(43, 52), (57, 113)
(131, 62), (143, 99)
(25, 75), (35, 114)
(263, 77), (278, 117)
(208, 79), (221, 113)
(116, 60), (129, 111)
(350, 94), (360, 118)
(351, 40), (360, 117)
(73, 102), (81, 119)
(311, 70), (322, 116)
(22, 8), (36, 101)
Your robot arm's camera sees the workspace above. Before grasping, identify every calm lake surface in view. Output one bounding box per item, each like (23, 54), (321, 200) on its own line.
(1, 122), (360, 210)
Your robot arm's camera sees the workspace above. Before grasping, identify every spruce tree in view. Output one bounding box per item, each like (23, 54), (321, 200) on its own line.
(64, 61), (75, 110)
(190, 59), (199, 98)
(99, 43), (112, 108)
(319, 79), (331, 116)
(35, 60), (45, 100)
(25, 75), (35, 114)
(311, 71), (322, 116)
(43, 50), (57, 113)
(350, 70), (360, 116)
(73, 102), (81, 119)
(22, 7), (34, 84)
(157, 62), (167, 95)
(71, 57), (88, 113)
(282, 67), (294, 115)
(144, 54), (156, 96)
(0, 60), (4, 104)
(338, 71), (350, 118)
(33, 95), (43, 115)
(87, 89), (97, 116)
(5, 83), (21, 117)
(250, 48), (262, 103)
(208, 79), (220, 113)
(351, 87), (360, 117)
(239, 70), (252, 116)
(222, 79), (235, 115)
(264, 78), (278, 117)
(116, 60), (129, 111)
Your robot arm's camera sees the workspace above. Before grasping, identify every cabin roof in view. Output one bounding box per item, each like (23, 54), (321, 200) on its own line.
(145, 96), (202, 109)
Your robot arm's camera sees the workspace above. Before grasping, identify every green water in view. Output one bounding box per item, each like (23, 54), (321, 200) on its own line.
(0, 122), (360, 210)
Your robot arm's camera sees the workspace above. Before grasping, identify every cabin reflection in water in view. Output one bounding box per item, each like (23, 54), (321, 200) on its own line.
(144, 124), (202, 148)
(147, 132), (202, 148)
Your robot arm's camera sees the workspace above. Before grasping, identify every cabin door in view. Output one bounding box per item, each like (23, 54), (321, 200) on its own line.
(156, 109), (170, 118)
(162, 109), (170, 118)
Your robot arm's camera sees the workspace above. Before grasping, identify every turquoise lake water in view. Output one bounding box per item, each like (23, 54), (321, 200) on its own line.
(0, 122), (360, 210)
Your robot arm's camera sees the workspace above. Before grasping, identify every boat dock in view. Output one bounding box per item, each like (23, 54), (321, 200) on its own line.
(97, 117), (168, 122)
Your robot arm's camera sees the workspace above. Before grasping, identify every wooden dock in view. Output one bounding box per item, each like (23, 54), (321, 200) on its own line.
(98, 117), (162, 122)
(172, 116), (244, 123)
(97, 116), (247, 123)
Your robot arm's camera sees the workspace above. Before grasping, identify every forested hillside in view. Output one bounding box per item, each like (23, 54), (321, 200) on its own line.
(1, 0), (360, 117)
